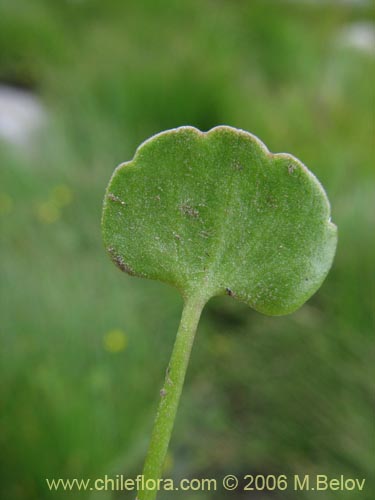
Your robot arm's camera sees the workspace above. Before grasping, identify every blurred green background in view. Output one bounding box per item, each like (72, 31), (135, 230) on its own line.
(0, 1), (374, 499)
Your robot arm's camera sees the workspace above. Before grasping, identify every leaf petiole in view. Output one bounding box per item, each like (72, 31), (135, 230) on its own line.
(136, 295), (206, 500)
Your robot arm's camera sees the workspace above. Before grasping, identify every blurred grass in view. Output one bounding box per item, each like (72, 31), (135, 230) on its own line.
(0, 1), (374, 499)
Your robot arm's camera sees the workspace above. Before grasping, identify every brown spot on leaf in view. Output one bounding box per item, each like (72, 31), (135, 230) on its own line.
(179, 203), (199, 218)
(107, 247), (135, 275)
(108, 193), (126, 206)
(232, 161), (244, 171)
(288, 163), (296, 174)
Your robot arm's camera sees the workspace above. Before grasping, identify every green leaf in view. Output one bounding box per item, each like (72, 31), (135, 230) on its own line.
(102, 126), (337, 315)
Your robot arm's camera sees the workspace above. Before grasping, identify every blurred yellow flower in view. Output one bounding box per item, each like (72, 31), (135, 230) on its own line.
(51, 184), (73, 207)
(0, 193), (13, 215)
(35, 201), (60, 224)
(34, 184), (73, 224)
(103, 329), (128, 353)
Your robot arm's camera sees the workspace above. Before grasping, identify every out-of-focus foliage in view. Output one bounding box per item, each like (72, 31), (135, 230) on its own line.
(0, 1), (374, 499)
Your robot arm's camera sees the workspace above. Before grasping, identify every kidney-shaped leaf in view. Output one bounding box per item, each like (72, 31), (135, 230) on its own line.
(102, 126), (337, 315)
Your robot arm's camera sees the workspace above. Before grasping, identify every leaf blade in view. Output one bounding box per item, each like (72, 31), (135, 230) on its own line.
(102, 126), (337, 314)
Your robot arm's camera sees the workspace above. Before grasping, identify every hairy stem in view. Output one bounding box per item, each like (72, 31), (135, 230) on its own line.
(136, 295), (205, 500)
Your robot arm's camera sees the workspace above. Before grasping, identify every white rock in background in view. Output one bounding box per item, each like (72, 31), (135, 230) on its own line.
(336, 22), (375, 54)
(0, 84), (47, 149)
